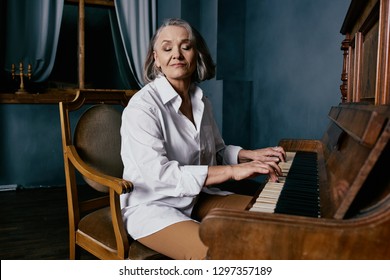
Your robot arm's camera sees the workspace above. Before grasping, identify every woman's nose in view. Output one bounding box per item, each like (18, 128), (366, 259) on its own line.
(172, 47), (183, 59)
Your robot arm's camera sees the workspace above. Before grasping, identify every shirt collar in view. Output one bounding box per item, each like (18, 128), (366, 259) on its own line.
(153, 75), (204, 112)
(154, 75), (179, 105)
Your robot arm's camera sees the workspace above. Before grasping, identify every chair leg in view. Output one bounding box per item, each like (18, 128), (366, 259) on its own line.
(69, 233), (80, 259)
(69, 243), (81, 260)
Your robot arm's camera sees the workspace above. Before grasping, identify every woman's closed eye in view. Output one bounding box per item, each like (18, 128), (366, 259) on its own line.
(181, 44), (192, 50)
(162, 45), (172, 52)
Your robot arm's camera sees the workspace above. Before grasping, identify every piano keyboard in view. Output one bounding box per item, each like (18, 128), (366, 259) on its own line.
(250, 151), (320, 217)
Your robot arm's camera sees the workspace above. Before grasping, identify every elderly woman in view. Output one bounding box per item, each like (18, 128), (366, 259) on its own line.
(120, 18), (285, 260)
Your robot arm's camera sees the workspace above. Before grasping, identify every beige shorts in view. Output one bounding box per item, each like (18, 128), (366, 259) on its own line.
(137, 192), (252, 260)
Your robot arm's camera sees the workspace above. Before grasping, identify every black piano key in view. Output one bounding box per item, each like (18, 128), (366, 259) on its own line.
(274, 151), (320, 217)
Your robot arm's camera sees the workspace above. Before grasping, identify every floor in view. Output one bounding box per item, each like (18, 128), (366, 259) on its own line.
(0, 186), (96, 260)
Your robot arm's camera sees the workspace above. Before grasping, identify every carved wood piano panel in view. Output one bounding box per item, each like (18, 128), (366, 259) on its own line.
(199, 0), (390, 259)
(340, 0), (390, 104)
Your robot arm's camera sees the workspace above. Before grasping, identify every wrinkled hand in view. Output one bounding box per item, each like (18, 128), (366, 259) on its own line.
(206, 146), (286, 186)
(231, 160), (281, 182)
(238, 146), (286, 163)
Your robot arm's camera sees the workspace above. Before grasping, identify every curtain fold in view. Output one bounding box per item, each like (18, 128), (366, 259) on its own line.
(112, 0), (156, 88)
(108, 10), (138, 89)
(4, 0), (64, 83)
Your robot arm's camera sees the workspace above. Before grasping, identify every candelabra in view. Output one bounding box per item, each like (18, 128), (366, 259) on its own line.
(11, 62), (32, 94)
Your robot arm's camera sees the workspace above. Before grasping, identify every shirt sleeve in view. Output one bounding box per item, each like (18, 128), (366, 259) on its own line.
(121, 103), (207, 198)
(218, 145), (243, 165)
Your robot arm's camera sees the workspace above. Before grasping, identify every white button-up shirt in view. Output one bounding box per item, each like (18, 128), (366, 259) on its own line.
(120, 76), (242, 239)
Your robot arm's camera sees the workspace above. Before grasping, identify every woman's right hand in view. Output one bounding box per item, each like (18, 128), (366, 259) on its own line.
(230, 160), (281, 182)
(206, 160), (281, 186)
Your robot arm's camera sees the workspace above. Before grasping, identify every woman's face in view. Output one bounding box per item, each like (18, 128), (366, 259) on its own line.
(153, 25), (197, 85)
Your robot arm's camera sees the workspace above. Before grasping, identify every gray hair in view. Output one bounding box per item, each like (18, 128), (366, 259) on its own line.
(143, 18), (216, 83)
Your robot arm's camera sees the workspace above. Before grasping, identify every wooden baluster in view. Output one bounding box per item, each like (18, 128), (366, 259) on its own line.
(340, 35), (350, 103)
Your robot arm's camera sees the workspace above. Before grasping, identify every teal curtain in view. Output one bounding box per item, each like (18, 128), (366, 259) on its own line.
(4, 0), (64, 82)
(111, 0), (156, 88)
(109, 10), (139, 89)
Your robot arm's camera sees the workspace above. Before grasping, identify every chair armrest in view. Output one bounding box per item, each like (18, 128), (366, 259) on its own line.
(65, 145), (133, 194)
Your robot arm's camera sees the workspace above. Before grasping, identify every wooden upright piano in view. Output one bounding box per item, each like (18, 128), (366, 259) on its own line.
(199, 0), (390, 259)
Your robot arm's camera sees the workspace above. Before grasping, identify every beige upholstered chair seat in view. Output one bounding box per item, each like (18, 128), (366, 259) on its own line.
(78, 207), (165, 260)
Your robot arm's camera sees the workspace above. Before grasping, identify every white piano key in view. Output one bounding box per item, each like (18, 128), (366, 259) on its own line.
(250, 152), (296, 213)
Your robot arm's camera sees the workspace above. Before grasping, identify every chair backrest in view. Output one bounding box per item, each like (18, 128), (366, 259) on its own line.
(74, 104), (123, 192)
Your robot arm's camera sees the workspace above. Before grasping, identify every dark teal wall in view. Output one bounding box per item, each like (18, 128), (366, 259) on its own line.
(0, 105), (83, 186)
(246, 0), (351, 148)
(0, 0), (351, 187)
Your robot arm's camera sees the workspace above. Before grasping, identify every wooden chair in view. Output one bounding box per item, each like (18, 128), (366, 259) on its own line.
(59, 90), (166, 260)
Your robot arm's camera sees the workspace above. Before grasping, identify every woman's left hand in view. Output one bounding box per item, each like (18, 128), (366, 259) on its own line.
(238, 146), (286, 164)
